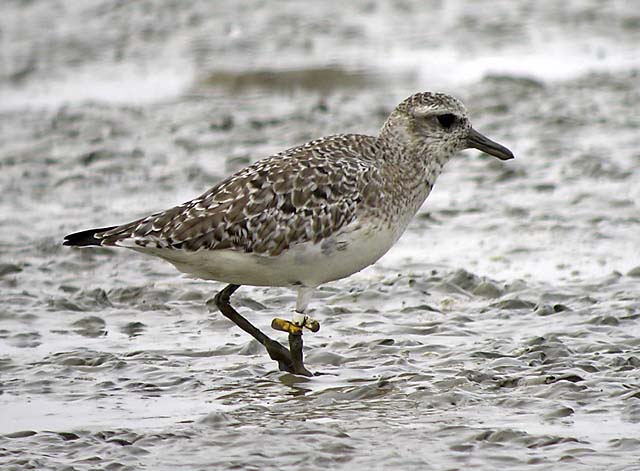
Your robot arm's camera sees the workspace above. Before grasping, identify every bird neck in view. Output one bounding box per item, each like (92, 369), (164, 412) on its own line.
(376, 129), (450, 188)
(371, 141), (443, 229)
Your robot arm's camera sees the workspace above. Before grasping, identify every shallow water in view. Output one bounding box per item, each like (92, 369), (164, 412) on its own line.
(1, 1), (640, 470)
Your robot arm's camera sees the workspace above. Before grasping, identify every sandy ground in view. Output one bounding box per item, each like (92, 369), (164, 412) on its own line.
(1, 1), (639, 470)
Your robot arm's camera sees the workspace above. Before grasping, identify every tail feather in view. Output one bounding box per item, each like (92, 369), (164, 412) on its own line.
(63, 226), (118, 247)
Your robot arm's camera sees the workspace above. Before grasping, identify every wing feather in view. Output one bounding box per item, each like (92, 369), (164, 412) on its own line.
(98, 134), (383, 256)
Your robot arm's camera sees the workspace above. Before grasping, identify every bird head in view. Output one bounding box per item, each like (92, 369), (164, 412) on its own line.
(381, 92), (514, 162)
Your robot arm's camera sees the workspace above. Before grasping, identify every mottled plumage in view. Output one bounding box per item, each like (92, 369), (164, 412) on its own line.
(98, 134), (383, 256)
(64, 91), (514, 375)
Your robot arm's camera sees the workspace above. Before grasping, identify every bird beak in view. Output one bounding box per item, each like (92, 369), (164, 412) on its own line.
(466, 128), (514, 160)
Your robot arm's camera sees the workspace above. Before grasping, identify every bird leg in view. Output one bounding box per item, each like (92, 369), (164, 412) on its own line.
(271, 315), (320, 334)
(271, 286), (320, 334)
(271, 286), (319, 375)
(214, 284), (312, 376)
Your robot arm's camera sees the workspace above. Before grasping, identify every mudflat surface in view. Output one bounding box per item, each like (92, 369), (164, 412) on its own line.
(1, 1), (639, 470)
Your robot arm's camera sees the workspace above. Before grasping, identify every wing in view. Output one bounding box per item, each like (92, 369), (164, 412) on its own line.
(97, 134), (383, 256)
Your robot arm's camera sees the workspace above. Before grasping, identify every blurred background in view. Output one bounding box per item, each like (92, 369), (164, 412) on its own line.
(1, 1), (639, 470)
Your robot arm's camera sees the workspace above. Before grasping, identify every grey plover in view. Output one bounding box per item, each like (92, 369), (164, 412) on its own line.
(64, 91), (514, 376)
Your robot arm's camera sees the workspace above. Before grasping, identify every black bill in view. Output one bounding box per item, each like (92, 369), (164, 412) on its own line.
(466, 127), (514, 160)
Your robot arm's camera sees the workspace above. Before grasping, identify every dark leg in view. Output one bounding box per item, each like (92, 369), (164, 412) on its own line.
(214, 284), (312, 376)
(288, 332), (310, 376)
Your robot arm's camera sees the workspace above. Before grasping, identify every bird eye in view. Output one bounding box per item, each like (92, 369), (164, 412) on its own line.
(436, 113), (457, 129)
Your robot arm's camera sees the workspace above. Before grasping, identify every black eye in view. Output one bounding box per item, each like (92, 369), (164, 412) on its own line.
(437, 113), (457, 129)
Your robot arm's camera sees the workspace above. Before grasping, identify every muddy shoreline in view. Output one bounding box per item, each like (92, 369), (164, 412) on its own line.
(1, 1), (639, 470)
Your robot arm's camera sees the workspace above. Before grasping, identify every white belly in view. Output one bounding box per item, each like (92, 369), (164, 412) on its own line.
(136, 220), (401, 288)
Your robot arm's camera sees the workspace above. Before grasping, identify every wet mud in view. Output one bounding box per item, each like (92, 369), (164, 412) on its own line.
(1, 1), (639, 470)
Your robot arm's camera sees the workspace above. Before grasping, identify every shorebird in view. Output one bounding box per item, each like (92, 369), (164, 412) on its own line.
(64, 92), (514, 376)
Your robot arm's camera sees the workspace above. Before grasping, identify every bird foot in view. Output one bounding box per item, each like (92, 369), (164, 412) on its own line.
(213, 285), (314, 376)
(270, 316), (317, 376)
(264, 336), (312, 377)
